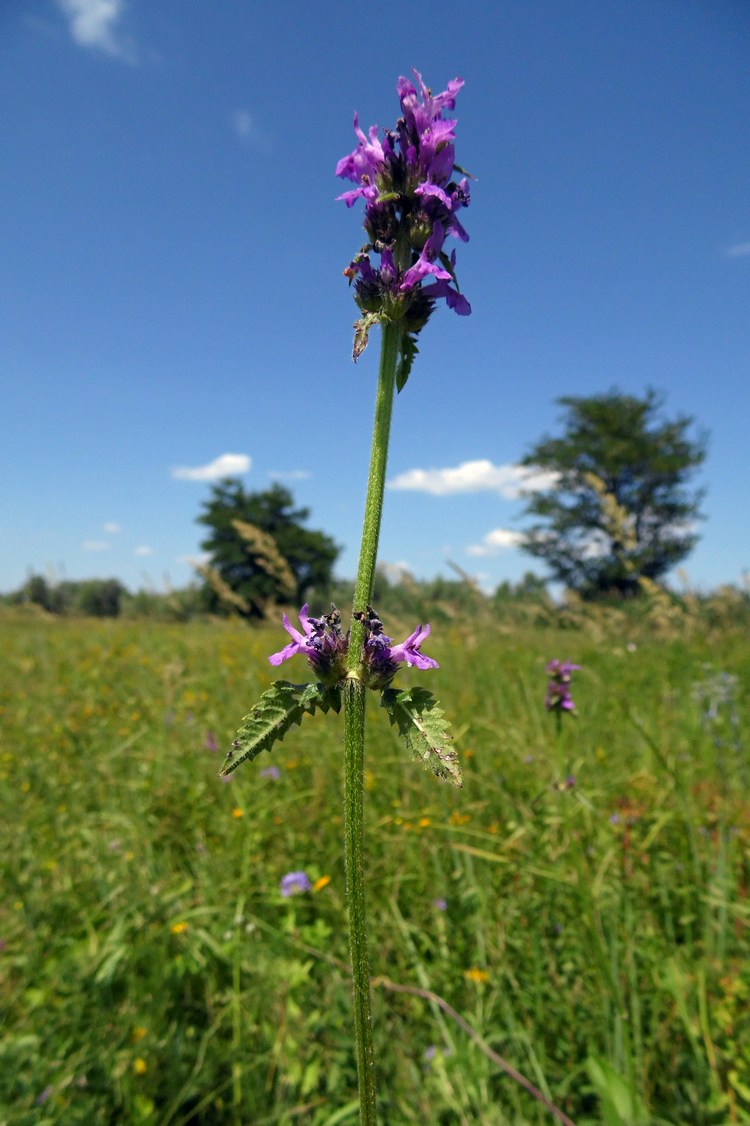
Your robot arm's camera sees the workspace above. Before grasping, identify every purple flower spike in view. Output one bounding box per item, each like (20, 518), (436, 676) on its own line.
(280, 871), (312, 897)
(337, 69), (472, 339)
(545, 659), (580, 714)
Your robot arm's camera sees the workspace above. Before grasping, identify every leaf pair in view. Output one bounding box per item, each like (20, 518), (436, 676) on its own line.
(219, 681), (462, 788)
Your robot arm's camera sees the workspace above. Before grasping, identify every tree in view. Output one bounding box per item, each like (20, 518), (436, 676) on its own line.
(74, 579), (125, 617)
(520, 389), (707, 598)
(197, 480), (340, 619)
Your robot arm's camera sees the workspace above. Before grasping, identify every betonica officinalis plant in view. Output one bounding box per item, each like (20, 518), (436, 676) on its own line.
(220, 70), (472, 1123)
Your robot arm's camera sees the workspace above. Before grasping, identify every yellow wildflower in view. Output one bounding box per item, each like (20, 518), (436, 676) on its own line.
(133, 1058), (147, 1075)
(132, 1026), (148, 1043)
(464, 967), (490, 984)
(418, 817), (431, 828)
(170, 921), (188, 935)
(231, 807), (244, 819)
(449, 811), (471, 826)
(312, 875), (331, 892)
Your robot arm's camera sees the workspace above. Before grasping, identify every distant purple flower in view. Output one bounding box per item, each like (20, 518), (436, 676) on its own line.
(280, 871), (312, 897)
(35, 1087), (53, 1106)
(545, 659), (580, 714)
(432, 897), (447, 912)
(204, 731), (219, 753)
(337, 69), (471, 342)
(356, 606), (438, 688)
(261, 765), (281, 781)
(268, 604), (347, 684)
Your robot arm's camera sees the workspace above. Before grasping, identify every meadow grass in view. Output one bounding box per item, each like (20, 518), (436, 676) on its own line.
(1, 608), (749, 1124)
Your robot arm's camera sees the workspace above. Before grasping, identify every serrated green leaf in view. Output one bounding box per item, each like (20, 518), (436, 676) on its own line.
(219, 681), (325, 777)
(321, 685), (342, 714)
(381, 687), (462, 787)
(352, 312), (381, 362)
(396, 331), (419, 393)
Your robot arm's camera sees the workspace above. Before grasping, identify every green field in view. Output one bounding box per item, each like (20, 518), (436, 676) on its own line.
(2, 606), (749, 1124)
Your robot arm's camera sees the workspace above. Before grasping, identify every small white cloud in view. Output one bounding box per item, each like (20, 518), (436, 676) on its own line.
(268, 469), (311, 481)
(103, 521), (121, 534)
(83, 540), (111, 551)
(725, 241), (750, 258)
(171, 453), (251, 482)
(388, 459), (558, 498)
(232, 108), (268, 149)
(466, 528), (525, 557)
(134, 545), (154, 557)
(58, 0), (134, 60)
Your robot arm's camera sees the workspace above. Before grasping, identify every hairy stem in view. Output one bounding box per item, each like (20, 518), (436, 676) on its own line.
(343, 676), (377, 1122)
(343, 317), (403, 1124)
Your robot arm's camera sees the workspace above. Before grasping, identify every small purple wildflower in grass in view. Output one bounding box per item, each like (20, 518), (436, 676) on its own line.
(545, 659), (580, 714)
(35, 1087), (53, 1106)
(565, 774), (576, 789)
(280, 871), (312, 897)
(423, 1044), (452, 1068)
(432, 897), (447, 912)
(260, 765), (281, 781)
(337, 69), (471, 331)
(204, 731), (219, 753)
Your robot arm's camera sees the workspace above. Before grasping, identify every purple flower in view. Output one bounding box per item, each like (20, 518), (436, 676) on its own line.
(204, 731), (219, 753)
(356, 606), (439, 688)
(389, 625), (439, 670)
(35, 1087), (53, 1106)
(432, 897), (447, 912)
(260, 765), (281, 781)
(544, 659), (580, 714)
(280, 871), (312, 897)
(337, 69), (471, 333)
(268, 604), (347, 684)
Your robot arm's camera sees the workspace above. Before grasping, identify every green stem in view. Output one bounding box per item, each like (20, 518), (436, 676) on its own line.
(343, 317), (403, 1125)
(343, 676), (377, 1121)
(350, 319), (403, 632)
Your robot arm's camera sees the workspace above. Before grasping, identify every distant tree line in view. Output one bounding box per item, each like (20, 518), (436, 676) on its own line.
(3, 389), (713, 619)
(2, 574), (210, 621)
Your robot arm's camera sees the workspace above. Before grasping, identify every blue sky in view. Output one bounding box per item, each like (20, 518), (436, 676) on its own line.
(3, 0), (749, 596)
